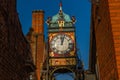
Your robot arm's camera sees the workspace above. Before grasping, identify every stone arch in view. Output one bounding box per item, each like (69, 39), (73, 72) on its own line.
(50, 67), (76, 80)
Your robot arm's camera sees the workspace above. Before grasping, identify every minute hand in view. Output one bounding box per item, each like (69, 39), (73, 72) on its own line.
(61, 35), (65, 45)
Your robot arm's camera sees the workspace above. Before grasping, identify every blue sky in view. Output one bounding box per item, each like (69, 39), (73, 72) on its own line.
(17, 0), (91, 76)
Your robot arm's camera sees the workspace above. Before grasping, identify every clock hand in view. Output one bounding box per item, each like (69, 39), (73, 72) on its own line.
(60, 35), (65, 45)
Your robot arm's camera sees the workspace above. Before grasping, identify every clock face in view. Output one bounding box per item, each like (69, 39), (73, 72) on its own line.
(50, 34), (74, 54)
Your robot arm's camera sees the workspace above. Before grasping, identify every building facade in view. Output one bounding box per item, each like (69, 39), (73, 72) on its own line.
(0, 0), (35, 80)
(26, 10), (45, 80)
(89, 0), (120, 79)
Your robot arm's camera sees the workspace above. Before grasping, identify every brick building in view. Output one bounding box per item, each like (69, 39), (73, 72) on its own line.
(26, 10), (45, 80)
(89, 0), (120, 80)
(0, 0), (35, 80)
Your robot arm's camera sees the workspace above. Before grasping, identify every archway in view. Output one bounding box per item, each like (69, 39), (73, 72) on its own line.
(49, 67), (76, 80)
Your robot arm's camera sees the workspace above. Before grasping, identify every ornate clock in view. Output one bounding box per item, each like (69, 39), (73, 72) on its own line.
(40, 2), (82, 80)
(50, 33), (74, 54)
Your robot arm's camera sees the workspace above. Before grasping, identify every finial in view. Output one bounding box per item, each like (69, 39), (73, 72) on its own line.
(59, 0), (62, 12)
(46, 17), (51, 25)
(71, 16), (76, 24)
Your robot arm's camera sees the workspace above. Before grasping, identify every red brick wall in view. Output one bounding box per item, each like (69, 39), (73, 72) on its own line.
(32, 10), (44, 34)
(0, 0), (34, 80)
(108, 0), (120, 79)
(90, 0), (119, 79)
(26, 10), (45, 80)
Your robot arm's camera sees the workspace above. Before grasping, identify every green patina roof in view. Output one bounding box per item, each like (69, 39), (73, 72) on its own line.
(51, 12), (71, 23)
(46, 2), (76, 28)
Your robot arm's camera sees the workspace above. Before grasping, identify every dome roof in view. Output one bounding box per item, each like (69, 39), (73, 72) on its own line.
(51, 12), (71, 23)
(46, 2), (76, 28)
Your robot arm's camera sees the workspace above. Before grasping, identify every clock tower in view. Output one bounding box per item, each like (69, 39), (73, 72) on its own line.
(40, 2), (84, 80)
